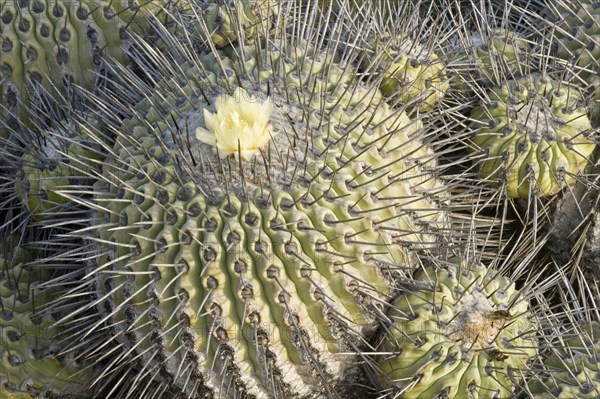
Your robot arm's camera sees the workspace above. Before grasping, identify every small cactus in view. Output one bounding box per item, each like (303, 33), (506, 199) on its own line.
(359, 31), (448, 111)
(545, 0), (600, 126)
(550, 0), (600, 84)
(195, 0), (281, 48)
(529, 321), (600, 399)
(13, 121), (102, 221)
(468, 73), (595, 198)
(453, 28), (530, 91)
(375, 259), (538, 398)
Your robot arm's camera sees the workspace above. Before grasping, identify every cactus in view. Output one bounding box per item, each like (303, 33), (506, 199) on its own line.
(358, 31), (448, 111)
(547, 0), (600, 126)
(13, 121), (102, 221)
(468, 73), (596, 198)
(86, 41), (450, 397)
(550, 0), (599, 84)
(23, 4), (464, 391)
(375, 259), (538, 399)
(194, 0), (282, 48)
(453, 28), (530, 92)
(0, 237), (89, 398)
(528, 321), (600, 399)
(0, 0), (165, 138)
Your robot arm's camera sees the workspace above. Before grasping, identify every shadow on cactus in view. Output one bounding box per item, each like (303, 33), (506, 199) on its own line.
(0, 236), (89, 399)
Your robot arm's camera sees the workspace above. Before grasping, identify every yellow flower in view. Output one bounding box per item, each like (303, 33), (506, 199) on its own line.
(196, 87), (273, 159)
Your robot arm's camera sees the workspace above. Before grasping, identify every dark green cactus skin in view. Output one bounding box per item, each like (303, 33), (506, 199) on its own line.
(469, 73), (595, 198)
(0, 0), (162, 137)
(529, 322), (600, 399)
(376, 261), (537, 399)
(58, 39), (450, 398)
(0, 238), (89, 399)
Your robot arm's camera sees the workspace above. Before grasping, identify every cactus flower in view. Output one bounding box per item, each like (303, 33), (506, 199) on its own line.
(196, 87), (273, 159)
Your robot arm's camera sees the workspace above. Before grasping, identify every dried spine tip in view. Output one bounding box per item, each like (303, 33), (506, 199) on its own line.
(375, 261), (537, 399)
(468, 73), (595, 198)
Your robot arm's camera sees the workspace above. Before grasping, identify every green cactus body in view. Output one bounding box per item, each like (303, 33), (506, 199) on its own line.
(529, 322), (600, 398)
(0, 240), (88, 398)
(551, 0), (600, 127)
(77, 40), (449, 398)
(376, 261), (537, 398)
(455, 29), (529, 91)
(359, 32), (448, 111)
(468, 73), (595, 198)
(0, 0), (163, 136)
(196, 0), (281, 48)
(552, 0), (600, 84)
(13, 123), (102, 221)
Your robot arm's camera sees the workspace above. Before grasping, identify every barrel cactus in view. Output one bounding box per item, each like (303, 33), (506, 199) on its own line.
(41, 23), (456, 396)
(359, 31), (448, 111)
(468, 73), (596, 198)
(375, 259), (538, 398)
(528, 321), (600, 398)
(194, 0), (282, 48)
(0, 0), (165, 138)
(550, 0), (599, 84)
(0, 237), (89, 398)
(453, 28), (530, 92)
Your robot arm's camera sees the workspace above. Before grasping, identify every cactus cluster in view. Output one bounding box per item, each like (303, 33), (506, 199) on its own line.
(0, 0), (164, 138)
(2, 0), (600, 398)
